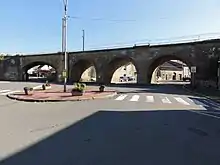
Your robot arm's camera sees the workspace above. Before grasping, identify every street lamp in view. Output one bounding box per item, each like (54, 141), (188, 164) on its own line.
(217, 60), (220, 89)
(62, 0), (68, 92)
(82, 29), (85, 51)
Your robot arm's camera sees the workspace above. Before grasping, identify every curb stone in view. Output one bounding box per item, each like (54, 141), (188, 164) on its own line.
(7, 92), (117, 103)
(182, 85), (220, 104)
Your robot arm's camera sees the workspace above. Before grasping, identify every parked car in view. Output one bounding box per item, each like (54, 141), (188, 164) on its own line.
(119, 76), (135, 82)
(183, 77), (191, 81)
(127, 76), (135, 81)
(90, 78), (96, 82)
(119, 76), (127, 82)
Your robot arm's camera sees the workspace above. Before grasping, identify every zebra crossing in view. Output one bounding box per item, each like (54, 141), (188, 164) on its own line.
(113, 94), (220, 108)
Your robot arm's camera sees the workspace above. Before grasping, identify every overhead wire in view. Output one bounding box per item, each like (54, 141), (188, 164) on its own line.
(68, 16), (137, 23)
(86, 32), (220, 50)
(65, 15), (220, 49)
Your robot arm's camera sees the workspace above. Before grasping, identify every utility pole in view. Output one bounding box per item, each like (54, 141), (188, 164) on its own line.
(217, 48), (220, 89)
(62, 0), (68, 92)
(182, 62), (184, 81)
(218, 59), (220, 90)
(82, 29), (85, 51)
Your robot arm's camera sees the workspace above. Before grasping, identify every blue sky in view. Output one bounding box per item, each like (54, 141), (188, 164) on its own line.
(1, 0), (220, 54)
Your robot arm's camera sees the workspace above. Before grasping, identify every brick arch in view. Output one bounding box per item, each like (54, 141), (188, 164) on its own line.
(103, 57), (138, 84)
(22, 61), (58, 81)
(70, 59), (97, 82)
(146, 54), (193, 84)
(23, 61), (57, 72)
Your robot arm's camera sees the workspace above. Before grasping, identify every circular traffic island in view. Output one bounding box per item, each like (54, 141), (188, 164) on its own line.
(7, 88), (117, 102)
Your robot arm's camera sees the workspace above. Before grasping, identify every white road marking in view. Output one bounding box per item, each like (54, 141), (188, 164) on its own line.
(161, 97), (172, 104)
(174, 97), (190, 105)
(0, 90), (11, 93)
(146, 96), (154, 103)
(33, 85), (43, 89)
(188, 98), (209, 107)
(0, 81), (10, 83)
(0, 90), (21, 95)
(188, 110), (220, 119)
(114, 94), (219, 108)
(130, 95), (140, 102)
(115, 94), (127, 101)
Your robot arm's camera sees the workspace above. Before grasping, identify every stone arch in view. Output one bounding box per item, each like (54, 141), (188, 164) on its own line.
(103, 57), (138, 84)
(70, 59), (97, 82)
(147, 55), (193, 84)
(22, 61), (58, 82)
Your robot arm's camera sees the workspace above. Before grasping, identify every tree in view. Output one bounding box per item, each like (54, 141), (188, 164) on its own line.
(0, 54), (5, 61)
(208, 57), (218, 80)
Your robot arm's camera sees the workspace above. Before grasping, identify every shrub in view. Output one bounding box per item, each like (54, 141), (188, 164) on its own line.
(73, 83), (86, 92)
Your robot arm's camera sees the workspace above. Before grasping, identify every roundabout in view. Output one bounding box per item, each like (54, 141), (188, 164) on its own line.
(7, 86), (117, 102)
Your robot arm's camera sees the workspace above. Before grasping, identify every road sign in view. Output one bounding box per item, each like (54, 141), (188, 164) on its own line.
(62, 70), (67, 78)
(191, 66), (196, 73)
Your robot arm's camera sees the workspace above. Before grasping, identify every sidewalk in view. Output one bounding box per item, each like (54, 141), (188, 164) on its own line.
(7, 86), (117, 102)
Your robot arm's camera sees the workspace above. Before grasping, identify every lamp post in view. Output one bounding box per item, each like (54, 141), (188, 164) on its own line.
(62, 0), (68, 92)
(217, 60), (220, 90)
(182, 61), (184, 81)
(82, 29), (85, 51)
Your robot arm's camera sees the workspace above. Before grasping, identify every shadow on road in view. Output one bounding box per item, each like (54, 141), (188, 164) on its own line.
(189, 97), (220, 110)
(116, 84), (191, 96)
(1, 110), (220, 165)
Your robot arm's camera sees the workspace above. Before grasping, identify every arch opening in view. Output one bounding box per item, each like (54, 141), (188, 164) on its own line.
(107, 58), (137, 84)
(71, 60), (97, 83)
(23, 62), (57, 82)
(148, 55), (191, 85)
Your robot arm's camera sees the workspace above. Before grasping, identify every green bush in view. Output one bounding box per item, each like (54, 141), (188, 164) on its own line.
(73, 83), (86, 92)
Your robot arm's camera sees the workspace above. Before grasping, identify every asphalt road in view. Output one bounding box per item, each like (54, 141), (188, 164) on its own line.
(0, 81), (220, 165)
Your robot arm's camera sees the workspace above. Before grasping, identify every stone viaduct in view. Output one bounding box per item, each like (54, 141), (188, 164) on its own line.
(1, 39), (220, 86)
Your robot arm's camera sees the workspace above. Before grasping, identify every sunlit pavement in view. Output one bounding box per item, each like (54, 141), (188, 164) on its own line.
(0, 82), (220, 165)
